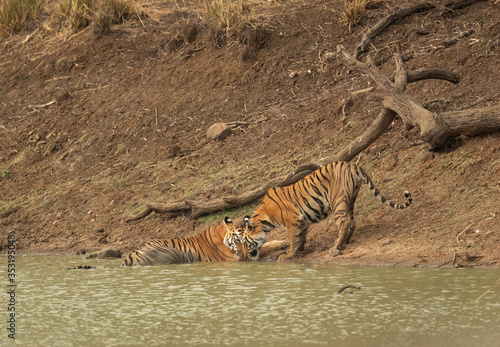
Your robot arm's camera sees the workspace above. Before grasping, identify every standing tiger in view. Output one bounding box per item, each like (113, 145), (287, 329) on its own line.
(121, 217), (287, 266)
(236, 161), (412, 262)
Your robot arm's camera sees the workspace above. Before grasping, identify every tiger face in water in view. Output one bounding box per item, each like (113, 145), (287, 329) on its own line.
(235, 161), (412, 262)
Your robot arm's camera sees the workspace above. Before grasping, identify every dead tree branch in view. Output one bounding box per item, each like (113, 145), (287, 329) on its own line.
(355, 0), (487, 58)
(125, 175), (287, 222)
(355, 2), (431, 59)
(321, 49), (462, 162)
(340, 47), (500, 148)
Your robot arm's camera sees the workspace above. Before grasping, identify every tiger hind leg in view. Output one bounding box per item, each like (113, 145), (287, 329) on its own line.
(345, 215), (355, 245)
(331, 201), (354, 256)
(345, 200), (357, 245)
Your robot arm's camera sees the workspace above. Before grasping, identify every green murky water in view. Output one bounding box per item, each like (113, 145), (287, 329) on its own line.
(3, 256), (499, 346)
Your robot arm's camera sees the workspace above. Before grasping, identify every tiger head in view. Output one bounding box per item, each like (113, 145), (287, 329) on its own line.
(237, 215), (268, 261)
(222, 216), (249, 261)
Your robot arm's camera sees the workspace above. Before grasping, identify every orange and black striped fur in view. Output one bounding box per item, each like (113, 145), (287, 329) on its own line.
(239, 161), (412, 261)
(122, 217), (287, 266)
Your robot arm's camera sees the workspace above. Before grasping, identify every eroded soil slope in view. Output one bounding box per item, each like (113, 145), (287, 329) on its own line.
(1, 0), (499, 267)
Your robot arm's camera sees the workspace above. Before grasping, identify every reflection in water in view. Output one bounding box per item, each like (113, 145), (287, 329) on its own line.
(13, 256), (500, 346)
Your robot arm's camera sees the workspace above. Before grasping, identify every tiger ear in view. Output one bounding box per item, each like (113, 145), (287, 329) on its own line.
(224, 216), (233, 226)
(243, 215), (254, 228)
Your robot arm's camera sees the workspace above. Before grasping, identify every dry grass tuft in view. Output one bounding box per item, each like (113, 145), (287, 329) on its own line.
(204, 0), (261, 51)
(239, 25), (267, 61)
(342, 0), (387, 28)
(57, 0), (145, 32)
(104, 0), (138, 24)
(204, 0), (254, 33)
(93, 1), (112, 33)
(0, 0), (43, 34)
(342, 0), (367, 29)
(207, 23), (226, 48)
(57, 0), (94, 31)
(165, 18), (199, 52)
(180, 18), (198, 43)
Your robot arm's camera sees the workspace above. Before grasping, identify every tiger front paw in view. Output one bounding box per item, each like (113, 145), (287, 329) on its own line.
(330, 248), (343, 257)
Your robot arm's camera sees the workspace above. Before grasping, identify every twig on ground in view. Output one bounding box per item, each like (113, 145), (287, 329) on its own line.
(456, 223), (474, 244)
(30, 100), (56, 109)
(351, 87), (375, 95)
(391, 261), (401, 268)
(443, 30), (474, 47)
(241, 62), (259, 83)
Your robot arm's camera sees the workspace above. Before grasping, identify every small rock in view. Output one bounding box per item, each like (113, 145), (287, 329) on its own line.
(289, 71), (298, 78)
(206, 123), (232, 141)
(415, 29), (430, 35)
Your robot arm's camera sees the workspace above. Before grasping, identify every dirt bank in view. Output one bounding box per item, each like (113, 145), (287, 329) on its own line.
(1, 0), (499, 267)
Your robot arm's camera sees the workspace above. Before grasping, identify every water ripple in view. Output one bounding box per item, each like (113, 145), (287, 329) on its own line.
(10, 256), (500, 346)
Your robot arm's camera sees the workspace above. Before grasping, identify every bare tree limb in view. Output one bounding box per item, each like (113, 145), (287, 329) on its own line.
(406, 69), (460, 85)
(341, 47), (449, 147)
(440, 106), (500, 137)
(321, 109), (397, 165)
(321, 50), (415, 164)
(125, 176), (288, 222)
(355, 2), (431, 59)
(355, 0), (487, 58)
(341, 46), (500, 148)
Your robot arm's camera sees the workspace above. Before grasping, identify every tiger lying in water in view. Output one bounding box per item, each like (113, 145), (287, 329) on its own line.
(233, 161), (412, 261)
(121, 217), (286, 266)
